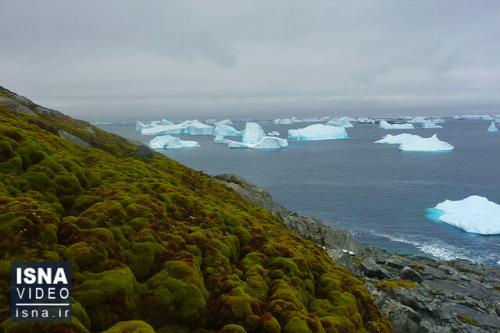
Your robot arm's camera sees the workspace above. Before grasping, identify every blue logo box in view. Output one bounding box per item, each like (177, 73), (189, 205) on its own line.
(11, 262), (72, 322)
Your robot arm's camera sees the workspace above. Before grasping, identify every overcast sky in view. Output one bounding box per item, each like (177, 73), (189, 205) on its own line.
(1, 1), (500, 121)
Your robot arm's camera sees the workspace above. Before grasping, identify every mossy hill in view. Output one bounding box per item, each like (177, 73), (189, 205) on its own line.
(0, 86), (392, 333)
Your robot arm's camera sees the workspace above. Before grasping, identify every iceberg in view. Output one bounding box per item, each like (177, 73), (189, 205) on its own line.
(399, 134), (453, 151)
(327, 116), (354, 128)
(356, 117), (376, 124)
(161, 119), (174, 125)
(375, 133), (420, 145)
(214, 123), (241, 137)
(149, 135), (200, 149)
(214, 135), (230, 144)
(215, 119), (233, 126)
(488, 121), (498, 132)
(288, 124), (348, 141)
(141, 120), (213, 136)
(273, 117), (296, 125)
(242, 122), (267, 143)
(267, 131), (280, 136)
(428, 196), (500, 235)
(204, 119), (217, 125)
(136, 121), (146, 131)
(376, 133), (454, 151)
(225, 122), (288, 149)
(379, 120), (415, 130)
(422, 119), (443, 129)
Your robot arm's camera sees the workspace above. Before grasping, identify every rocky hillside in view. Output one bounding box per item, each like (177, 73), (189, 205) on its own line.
(0, 86), (392, 333)
(217, 175), (500, 332)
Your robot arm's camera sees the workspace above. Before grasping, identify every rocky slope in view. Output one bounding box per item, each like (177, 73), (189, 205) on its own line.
(216, 175), (500, 332)
(0, 86), (391, 333)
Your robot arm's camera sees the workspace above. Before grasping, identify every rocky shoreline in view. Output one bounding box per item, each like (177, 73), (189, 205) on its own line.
(216, 174), (500, 333)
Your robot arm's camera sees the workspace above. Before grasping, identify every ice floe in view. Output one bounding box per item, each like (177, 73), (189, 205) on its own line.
(427, 195), (500, 235)
(376, 133), (453, 151)
(488, 121), (498, 132)
(379, 120), (415, 130)
(149, 135), (200, 149)
(225, 122), (288, 149)
(327, 116), (354, 128)
(214, 123), (241, 137)
(267, 131), (280, 136)
(288, 124), (348, 141)
(141, 120), (213, 136)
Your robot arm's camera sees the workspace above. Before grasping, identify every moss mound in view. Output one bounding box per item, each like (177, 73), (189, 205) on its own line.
(0, 87), (392, 332)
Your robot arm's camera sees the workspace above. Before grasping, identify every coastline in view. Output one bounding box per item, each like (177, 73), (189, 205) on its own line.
(216, 174), (500, 332)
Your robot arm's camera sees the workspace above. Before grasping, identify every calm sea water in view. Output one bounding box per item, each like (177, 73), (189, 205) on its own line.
(99, 119), (500, 265)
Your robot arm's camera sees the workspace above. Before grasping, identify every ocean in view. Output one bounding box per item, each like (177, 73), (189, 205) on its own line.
(99, 119), (500, 265)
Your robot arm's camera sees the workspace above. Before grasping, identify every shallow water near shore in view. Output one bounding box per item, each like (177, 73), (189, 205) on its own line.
(100, 119), (500, 265)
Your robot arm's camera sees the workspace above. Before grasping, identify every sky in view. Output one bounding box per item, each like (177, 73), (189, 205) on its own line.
(1, 0), (500, 121)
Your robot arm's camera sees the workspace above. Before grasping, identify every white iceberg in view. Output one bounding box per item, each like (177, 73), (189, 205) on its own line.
(242, 122), (267, 143)
(141, 120), (213, 136)
(288, 124), (348, 141)
(214, 135), (230, 144)
(422, 120), (443, 129)
(225, 122), (288, 149)
(399, 134), (453, 151)
(379, 120), (415, 130)
(428, 196), (500, 235)
(327, 116), (354, 128)
(268, 131), (280, 136)
(215, 119), (234, 126)
(214, 123), (241, 137)
(376, 133), (454, 151)
(488, 121), (498, 132)
(149, 135), (200, 149)
(356, 117), (376, 124)
(204, 119), (217, 125)
(375, 133), (420, 145)
(273, 117), (297, 125)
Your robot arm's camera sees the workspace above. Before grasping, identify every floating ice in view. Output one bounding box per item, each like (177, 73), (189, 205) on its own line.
(375, 133), (420, 145)
(422, 119), (443, 129)
(288, 124), (348, 141)
(268, 131), (280, 136)
(327, 116), (354, 128)
(273, 117), (297, 124)
(242, 122), (267, 143)
(214, 135), (230, 144)
(216, 119), (234, 126)
(141, 120), (213, 136)
(379, 120), (415, 130)
(488, 121), (498, 132)
(149, 135), (200, 149)
(204, 119), (217, 125)
(376, 133), (453, 151)
(356, 117), (376, 124)
(225, 122), (288, 149)
(214, 123), (241, 137)
(427, 196), (500, 235)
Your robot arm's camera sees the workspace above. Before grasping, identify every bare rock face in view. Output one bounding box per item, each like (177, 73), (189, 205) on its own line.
(216, 174), (500, 332)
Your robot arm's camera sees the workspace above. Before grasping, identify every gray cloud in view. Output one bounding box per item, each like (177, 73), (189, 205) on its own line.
(1, 0), (500, 121)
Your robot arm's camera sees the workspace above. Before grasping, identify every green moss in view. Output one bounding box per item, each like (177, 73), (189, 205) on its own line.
(64, 241), (101, 271)
(283, 315), (312, 333)
(102, 320), (156, 333)
(74, 267), (141, 331)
